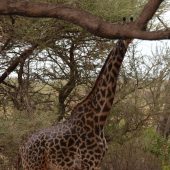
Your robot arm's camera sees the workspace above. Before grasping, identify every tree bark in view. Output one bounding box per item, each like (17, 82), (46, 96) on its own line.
(0, 0), (169, 40)
(58, 44), (79, 121)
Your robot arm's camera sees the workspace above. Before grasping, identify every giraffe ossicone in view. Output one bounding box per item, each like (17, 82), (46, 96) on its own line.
(20, 39), (132, 170)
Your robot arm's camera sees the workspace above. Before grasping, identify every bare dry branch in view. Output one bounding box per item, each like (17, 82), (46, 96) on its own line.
(0, 44), (38, 83)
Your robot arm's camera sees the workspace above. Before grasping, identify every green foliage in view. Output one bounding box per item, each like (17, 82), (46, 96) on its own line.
(79, 0), (145, 21)
(103, 137), (162, 170)
(0, 109), (57, 168)
(41, 0), (146, 21)
(143, 128), (170, 169)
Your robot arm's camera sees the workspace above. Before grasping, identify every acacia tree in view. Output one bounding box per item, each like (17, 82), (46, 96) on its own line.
(0, 1), (170, 169)
(0, 0), (170, 84)
(0, 0), (169, 133)
(0, 0), (169, 117)
(0, 0), (170, 40)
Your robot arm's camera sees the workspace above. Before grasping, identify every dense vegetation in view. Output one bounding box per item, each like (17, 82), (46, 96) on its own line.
(0, 0), (170, 169)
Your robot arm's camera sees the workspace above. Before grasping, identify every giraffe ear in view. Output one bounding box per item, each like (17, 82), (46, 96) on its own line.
(123, 17), (126, 23)
(130, 17), (133, 22)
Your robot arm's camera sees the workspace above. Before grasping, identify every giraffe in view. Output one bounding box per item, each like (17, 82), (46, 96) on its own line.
(20, 38), (132, 170)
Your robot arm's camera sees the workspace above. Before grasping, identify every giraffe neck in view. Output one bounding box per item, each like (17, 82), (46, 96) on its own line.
(72, 40), (131, 130)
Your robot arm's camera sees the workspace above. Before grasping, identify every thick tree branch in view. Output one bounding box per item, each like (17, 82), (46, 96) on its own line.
(135, 0), (164, 29)
(0, 44), (37, 83)
(0, 0), (169, 40)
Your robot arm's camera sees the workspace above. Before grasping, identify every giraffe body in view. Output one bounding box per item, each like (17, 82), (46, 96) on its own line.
(20, 40), (131, 170)
(20, 113), (107, 170)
